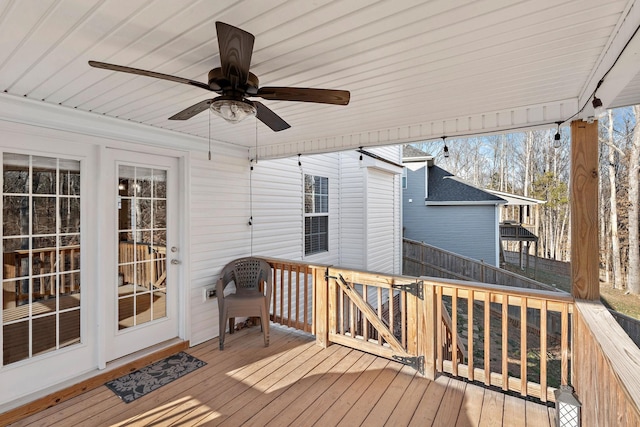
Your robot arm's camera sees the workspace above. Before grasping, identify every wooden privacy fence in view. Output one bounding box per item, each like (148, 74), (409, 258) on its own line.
(403, 238), (558, 292)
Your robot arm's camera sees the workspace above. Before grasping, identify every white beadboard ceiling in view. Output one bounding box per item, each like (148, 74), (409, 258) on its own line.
(1, 0), (639, 159)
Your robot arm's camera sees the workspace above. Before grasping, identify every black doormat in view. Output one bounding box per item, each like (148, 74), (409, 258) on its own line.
(105, 351), (206, 403)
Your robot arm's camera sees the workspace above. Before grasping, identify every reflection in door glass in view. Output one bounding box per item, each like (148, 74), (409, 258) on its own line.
(117, 166), (167, 330)
(2, 154), (81, 366)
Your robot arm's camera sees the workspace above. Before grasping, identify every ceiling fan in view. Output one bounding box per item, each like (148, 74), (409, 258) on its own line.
(89, 21), (350, 132)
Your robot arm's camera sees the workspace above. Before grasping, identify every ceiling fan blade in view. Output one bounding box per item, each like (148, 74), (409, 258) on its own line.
(168, 99), (213, 120)
(88, 61), (219, 91)
(254, 101), (291, 132)
(257, 87), (350, 105)
(216, 22), (254, 89)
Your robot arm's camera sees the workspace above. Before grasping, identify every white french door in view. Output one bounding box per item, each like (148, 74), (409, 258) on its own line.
(103, 150), (180, 362)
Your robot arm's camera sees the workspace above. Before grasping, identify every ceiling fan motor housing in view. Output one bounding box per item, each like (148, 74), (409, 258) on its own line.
(208, 67), (259, 95)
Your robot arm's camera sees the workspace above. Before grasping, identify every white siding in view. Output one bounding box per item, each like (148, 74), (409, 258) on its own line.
(188, 147), (252, 346)
(366, 168), (398, 273)
(339, 151), (365, 269)
(188, 151), (343, 346)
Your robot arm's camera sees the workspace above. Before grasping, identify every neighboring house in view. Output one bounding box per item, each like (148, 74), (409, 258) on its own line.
(0, 106), (403, 407)
(402, 146), (506, 266)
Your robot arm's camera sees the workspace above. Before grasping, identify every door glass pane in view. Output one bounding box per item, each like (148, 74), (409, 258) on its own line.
(117, 165), (167, 330)
(2, 154), (81, 366)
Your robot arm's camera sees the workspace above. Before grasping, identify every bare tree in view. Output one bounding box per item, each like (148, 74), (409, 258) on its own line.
(628, 106), (640, 294)
(604, 110), (624, 288)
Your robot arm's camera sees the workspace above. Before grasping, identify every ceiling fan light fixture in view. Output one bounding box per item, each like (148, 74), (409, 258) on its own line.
(210, 98), (256, 124)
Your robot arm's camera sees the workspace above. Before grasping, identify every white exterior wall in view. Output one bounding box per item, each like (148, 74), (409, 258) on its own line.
(0, 98), (403, 407)
(366, 169), (398, 273)
(338, 151), (365, 270)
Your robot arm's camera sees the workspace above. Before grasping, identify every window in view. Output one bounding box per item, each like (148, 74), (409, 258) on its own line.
(402, 167), (407, 189)
(304, 175), (328, 255)
(2, 153), (81, 365)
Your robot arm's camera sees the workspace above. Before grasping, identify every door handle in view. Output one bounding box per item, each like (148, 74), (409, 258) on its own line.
(171, 259), (181, 265)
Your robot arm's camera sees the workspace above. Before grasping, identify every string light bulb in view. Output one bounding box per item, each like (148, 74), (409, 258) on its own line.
(442, 136), (449, 158)
(554, 121), (562, 149)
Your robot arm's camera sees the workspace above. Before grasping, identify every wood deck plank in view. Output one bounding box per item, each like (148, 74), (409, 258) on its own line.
(408, 375), (450, 426)
(288, 352), (378, 427)
(431, 375), (467, 426)
(206, 343), (332, 426)
(144, 332), (316, 426)
(67, 328), (305, 427)
(313, 356), (391, 426)
(526, 400), (552, 427)
(456, 382), (486, 427)
(336, 361), (404, 427)
(385, 369), (432, 426)
(499, 393), (523, 427)
(363, 365), (418, 426)
(261, 349), (366, 427)
(7, 325), (555, 427)
(244, 345), (354, 427)
(479, 387), (506, 426)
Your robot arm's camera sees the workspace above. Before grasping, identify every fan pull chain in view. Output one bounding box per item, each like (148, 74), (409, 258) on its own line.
(208, 110), (211, 160)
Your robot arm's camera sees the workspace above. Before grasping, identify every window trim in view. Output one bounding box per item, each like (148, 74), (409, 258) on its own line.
(304, 174), (329, 256)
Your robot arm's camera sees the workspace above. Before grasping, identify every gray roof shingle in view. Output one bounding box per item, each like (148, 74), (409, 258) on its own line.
(427, 166), (505, 203)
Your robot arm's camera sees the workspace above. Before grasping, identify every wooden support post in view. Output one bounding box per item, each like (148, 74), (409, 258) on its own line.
(570, 120), (600, 300)
(419, 280), (436, 379)
(314, 267), (330, 348)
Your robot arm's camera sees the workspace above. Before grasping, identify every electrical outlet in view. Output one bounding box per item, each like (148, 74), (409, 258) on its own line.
(203, 286), (216, 301)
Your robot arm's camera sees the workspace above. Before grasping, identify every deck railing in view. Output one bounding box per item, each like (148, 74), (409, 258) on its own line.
(261, 257), (326, 334)
(263, 258), (570, 401)
(572, 300), (640, 425)
(3, 245), (80, 309)
(426, 277), (573, 402)
(261, 257), (640, 420)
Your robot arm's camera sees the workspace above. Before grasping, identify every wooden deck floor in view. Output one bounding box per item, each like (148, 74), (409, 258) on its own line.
(9, 325), (556, 426)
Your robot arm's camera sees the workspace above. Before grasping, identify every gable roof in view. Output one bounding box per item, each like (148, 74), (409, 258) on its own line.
(426, 166), (506, 205)
(402, 145), (431, 160)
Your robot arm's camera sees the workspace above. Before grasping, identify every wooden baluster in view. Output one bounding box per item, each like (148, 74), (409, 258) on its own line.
(303, 266), (308, 331)
(561, 302), (569, 386)
(315, 267), (329, 346)
(540, 299), (548, 402)
(349, 284), (356, 338)
(294, 265), (300, 330)
(484, 291), (491, 386)
(363, 284), (369, 342)
(436, 286), (443, 372)
(468, 289), (474, 382)
(339, 281), (345, 336)
(377, 286), (382, 345)
(452, 288), (458, 376)
(401, 288), (406, 348)
(502, 295), (509, 391)
(272, 264), (278, 322)
(69, 248), (76, 292)
(520, 297), (528, 396)
(287, 265), (293, 327)
(280, 264), (285, 325)
(389, 288), (395, 342)
(328, 269), (338, 338)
